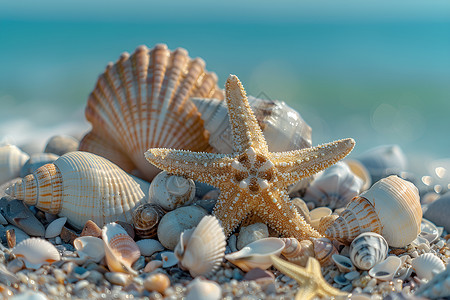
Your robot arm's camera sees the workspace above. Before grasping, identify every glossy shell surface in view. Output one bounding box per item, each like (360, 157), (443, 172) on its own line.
(349, 232), (388, 270)
(281, 237), (315, 267)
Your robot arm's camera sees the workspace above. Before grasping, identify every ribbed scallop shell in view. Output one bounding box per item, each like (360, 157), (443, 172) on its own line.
(325, 175), (422, 247)
(349, 232), (388, 270)
(132, 203), (165, 238)
(192, 96), (312, 153)
(312, 237), (338, 266)
(102, 222), (141, 274)
(281, 237), (314, 267)
(411, 253), (445, 280)
(149, 171), (195, 211)
(0, 145), (29, 185)
(304, 162), (364, 209)
(174, 215), (226, 277)
(11, 238), (60, 269)
(6, 151), (150, 230)
(79, 44), (223, 181)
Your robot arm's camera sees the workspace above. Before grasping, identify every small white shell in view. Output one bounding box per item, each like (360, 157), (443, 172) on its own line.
(149, 171), (195, 211)
(102, 222), (140, 274)
(174, 215), (226, 277)
(186, 278), (222, 300)
(332, 254), (355, 273)
(368, 256), (401, 281)
(136, 239), (164, 257)
(304, 162), (364, 209)
(309, 207), (332, 230)
(224, 238), (285, 272)
(11, 238), (60, 269)
(415, 267), (450, 299)
(73, 236), (105, 263)
(161, 251), (178, 268)
(0, 145), (29, 185)
(45, 217), (67, 238)
(411, 253), (445, 280)
(349, 232), (388, 271)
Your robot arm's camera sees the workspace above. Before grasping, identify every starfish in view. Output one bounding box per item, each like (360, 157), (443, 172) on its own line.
(145, 75), (355, 240)
(271, 255), (348, 300)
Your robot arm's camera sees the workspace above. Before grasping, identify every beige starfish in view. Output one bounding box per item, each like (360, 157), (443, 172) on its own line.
(145, 75), (355, 240)
(271, 255), (348, 300)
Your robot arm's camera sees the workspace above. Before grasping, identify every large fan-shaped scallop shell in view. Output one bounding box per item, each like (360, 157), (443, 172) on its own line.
(411, 253), (445, 280)
(78, 44), (224, 181)
(174, 215), (226, 277)
(6, 151), (150, 230)
(349, 232), (388, 270)
(132, 203), (165, 239)
(0, 145), (29, 185)
(11, 238), (60, 269)
(325, 175), (422, 247)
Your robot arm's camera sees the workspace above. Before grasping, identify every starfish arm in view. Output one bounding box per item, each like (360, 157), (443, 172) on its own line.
(270, 138), (355, 186)
(305, 258), (349, 298)
(255, 188), (322, 240)
(145, 148), (233, 186)
(225, 75), (268, 154)
(213, 185), (252, 236)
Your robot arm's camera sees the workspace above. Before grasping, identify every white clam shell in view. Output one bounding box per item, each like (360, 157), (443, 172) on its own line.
(174, 215), (226, 277)
(309, 207), (332, 230)
(368, 256), (401, 281)
(102, 222), (140, 274)
(349, 232), (388, 271)
(411, 253), (445, 280)
(136, 239), (164, 257)
(161, 251), (178, 268)
(149, 171), (195, 211)
(332, 254), (355, 273)
(186, 278), (222, 300)
(45, 217), (67, 238)
(415, 266), (450, 299)
(304, 162), (364, 209)
(0, 145), (29, 185)
(224, 237), (285, 272)
(11, 238), (60, 269)
(73, 236), (105, 263)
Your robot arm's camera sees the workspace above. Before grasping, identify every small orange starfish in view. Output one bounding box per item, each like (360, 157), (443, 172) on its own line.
(145, 75), (354, 240)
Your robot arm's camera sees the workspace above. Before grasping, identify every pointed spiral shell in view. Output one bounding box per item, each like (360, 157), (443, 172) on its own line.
(132, 203), (165, 239)
(349, 232), (388, 270)
(281, 237), (315, 267)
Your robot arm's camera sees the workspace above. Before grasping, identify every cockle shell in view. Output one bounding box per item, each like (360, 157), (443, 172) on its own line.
(415, 267), (450, 299)
(11, 238), (60, 269)
(149, 171), (195, 211)
(132, 203), (165, 239)
(281, 237), (315, 267)
(368, 255), (401, 281)
(312, 237), (338, 266)
(411, 253), (445, 280)
(225, 238), (285, 272)
(325, 175), (422, 247)
(20, 153), (59, 178)
(349, 232), (388, 270)
(0, 145), (29, 185)
(102, 222), (140, 274)
(304, 162), (364, 209)
(6, 151), (150, 230)
(174, 215), (226, 277)
(73, 236), (105, 263)
(78, 44), (223, 181)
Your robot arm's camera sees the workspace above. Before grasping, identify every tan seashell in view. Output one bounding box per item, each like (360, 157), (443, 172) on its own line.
(411, 253), (445, 280)
(81, 220), (102, 238)
(6, 151), (150, 230)
(132, 203), (165, 239)
(0, 145), (29, 185)
(312, 237), (338, 266)
(102, 222), (141, 274)
(349, 232), (388, 270)
(368, 255), (401, 281)
(309, 207), (332, 230)
(144, 260), (163, 273)
(73, 236), (105, 263)
(175, 215), (226, 277)
(149, 171), (195, 211)
(11, 238), (60, 269)
(281, 237), (314, 267)
(318, 214), (339, 235)
(78, 44), (223, 182)
(224, 237), (285, 272)
(325, 175), (422, 247)
(144, 273), (171, 293)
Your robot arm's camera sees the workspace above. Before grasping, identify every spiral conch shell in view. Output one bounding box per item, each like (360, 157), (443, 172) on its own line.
(6, 151), (150, 230)
(149, 171), (195, 211)
(281, 237), (315, 267)
(349, 232), (388, 270)
(325, 175), (422, 247)
(132, 203), (165, 239)
(78, 44), (224, 181)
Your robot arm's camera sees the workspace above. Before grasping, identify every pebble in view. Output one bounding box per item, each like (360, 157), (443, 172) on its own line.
(237, 223), (269, 250)
(105, 272), (131, 286)
(74, 280), (89, 292)
(144, 273), (170, 294)
(0, 198), (45, 237)
(44, 135), (79, 156)
(345, 270), (360, 281)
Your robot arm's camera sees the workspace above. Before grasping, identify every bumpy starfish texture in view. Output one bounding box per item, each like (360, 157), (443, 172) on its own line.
(271, 255), (348, 300)
(145, 75), (355, 240)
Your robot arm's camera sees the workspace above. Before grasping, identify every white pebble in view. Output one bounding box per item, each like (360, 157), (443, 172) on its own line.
(74, 280), (89, 291)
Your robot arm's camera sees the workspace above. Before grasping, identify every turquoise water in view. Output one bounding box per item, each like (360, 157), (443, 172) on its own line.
(1, 16), (449, 169)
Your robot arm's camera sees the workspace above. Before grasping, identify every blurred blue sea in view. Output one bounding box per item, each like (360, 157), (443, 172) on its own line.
(1, 1), (449, 174)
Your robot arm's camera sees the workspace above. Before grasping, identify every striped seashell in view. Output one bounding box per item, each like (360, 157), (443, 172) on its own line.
(349, 232), (388, 270)
(415, 266), (450, 299)
(312, 237), (338, 266)
(149, 171), (195, 211)
(102, 222), (141, 274)
(20, 153), (59, 178)
(78, 44), (223, 182)
(6, 151), (150, 230)
(132, 203), (165, 239)
(325, 175), (422, 247)
(309, 207), (332, 230)
(0, 145), (29, 185)
(281, 237), (314, 267)
(11, 238), (60, 269)
(175, 215), (226, 277)
(318, 214), (339, 235)
(411, 253), (445, 280)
